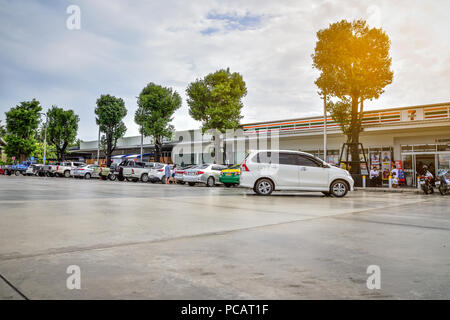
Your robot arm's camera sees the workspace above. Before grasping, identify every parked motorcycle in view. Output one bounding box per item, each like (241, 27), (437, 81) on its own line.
(435, 170), (449, 195)
(419, 176), (434, 194)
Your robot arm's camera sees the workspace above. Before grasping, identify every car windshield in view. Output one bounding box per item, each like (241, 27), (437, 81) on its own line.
(193, 164), (209, 170)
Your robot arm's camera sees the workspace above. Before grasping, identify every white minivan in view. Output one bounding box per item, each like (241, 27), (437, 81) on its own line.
(240, 150), (354, 197)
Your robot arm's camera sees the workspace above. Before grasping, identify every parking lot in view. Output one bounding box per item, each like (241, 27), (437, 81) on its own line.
(0, 175), (449, 299)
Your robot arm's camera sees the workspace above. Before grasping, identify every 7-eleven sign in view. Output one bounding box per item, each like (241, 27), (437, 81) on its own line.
(408, 110), (417, 120)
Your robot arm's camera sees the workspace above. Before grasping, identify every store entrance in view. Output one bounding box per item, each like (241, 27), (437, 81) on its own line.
(415, 154), (436, 177)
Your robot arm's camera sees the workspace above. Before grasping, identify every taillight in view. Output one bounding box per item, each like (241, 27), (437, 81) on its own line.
(242, 160), (250, 172)
(196, 171), (204, 175)
(158, 169), (164, 172)
(79, 168), (84, 171)
(56, 166), (59, 170)
(132, 168), (135, 174)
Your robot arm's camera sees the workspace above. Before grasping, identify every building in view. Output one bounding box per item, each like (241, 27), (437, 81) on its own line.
(77, 102), (450, 187)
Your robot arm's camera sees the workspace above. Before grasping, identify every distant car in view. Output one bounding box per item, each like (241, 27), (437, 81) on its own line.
(219, 164), (241, 187)
(11, 161), (33, 176)
(72, 164), (101, 179)
(239, 150), (354, 197)
(122, 162), (158, 182)
(149, 163), (173, 183)
(174, 165), (194, 184)
(36, 164), (52, 177)
(25, 164), (41, 176)
(0, 166), (5, 175)
(56, 161), (85, 177)
(183, 164), (228, 187)
(115, 160), (146, 181)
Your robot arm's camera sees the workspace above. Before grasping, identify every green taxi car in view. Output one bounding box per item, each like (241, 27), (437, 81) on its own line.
(219, 164), (241, 187)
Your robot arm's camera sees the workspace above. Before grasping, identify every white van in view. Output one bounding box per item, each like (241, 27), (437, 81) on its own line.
(239, 150), (354, 197)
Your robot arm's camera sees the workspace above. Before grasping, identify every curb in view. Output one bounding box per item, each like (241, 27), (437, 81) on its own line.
(355, 187), (422, 194)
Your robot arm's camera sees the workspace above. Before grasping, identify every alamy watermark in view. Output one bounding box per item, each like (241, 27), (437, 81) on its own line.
(66, 5), (81, 30)
(66, 265), (81, 290)
(366, 265), (381, 290)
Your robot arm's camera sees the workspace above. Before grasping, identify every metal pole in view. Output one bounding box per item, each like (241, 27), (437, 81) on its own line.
(323, 92), (327, 162)
(97, 125), (100, 165)
(43, 121), (47, 164)
(140, 127), (143, 161)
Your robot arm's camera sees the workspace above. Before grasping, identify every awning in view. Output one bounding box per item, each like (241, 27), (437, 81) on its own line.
(111, 154), (127, 159)
(125, 153), (154, 159)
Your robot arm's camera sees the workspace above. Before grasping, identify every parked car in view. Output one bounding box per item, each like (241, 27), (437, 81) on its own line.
(174, 165), (194, 184)
(25, 164), (41, 176)
(72, 164), (101, 179)
(122, 162), (157, 182)
(149, 163), (173, 183)
(114, 160), (147, 181)
(11, 161), (33, 176)
(219, 164), (241, 187)
(239, 150), (354, 197)
(47, 162), (61, 177)
(0, 166), (6, 175)
(1, 165), (12, 175)
(56, 161), (85, 177)
(183, 164), (228, 187)
(36, 164), (53, 177)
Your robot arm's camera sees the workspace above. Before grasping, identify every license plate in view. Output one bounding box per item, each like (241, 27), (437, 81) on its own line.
(435, 181), (440, 186)
(226, 173), (231, 176)
(190, 172), (195, 176)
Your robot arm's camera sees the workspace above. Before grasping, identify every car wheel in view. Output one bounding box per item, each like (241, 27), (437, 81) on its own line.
(188, 182), (196, 186)
(255, 178), (274, 195)
(206, 176), (215, 187)
(109, 174), (116, 181)
(85, 173), (91, 179)
(14, 171), (20, 176)
(224, 183), (232, 188)
(64, 170), (70, 178)
(141, 173), (149, 183)
(330, 180), (348, 197)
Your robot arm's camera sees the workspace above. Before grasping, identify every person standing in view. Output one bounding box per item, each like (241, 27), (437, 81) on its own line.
(164, 163), (171, 184)
(369, 166), (380, 187)
(391, 165), (399, 188)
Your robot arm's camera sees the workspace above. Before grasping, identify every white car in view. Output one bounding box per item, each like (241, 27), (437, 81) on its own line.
(240, 150), (354, 197)
(183, 164), (228, 187)
(56, 161), (85, 177)
(72, 164), (101, 179)
(149, 163), (173, 183)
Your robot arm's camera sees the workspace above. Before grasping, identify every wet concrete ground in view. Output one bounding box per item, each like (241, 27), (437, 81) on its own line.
(0, 176), (449, 299)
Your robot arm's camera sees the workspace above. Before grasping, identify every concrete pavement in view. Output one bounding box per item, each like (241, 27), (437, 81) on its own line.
(0, 176), (449, 299)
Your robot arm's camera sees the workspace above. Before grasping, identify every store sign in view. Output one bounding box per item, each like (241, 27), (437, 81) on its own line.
(401, 109), (424, 121)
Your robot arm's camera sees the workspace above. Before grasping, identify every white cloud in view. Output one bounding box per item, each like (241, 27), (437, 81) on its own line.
(0, 0), (449, 140)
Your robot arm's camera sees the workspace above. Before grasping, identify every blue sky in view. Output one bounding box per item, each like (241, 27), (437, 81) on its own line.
(1, 0), (449, 141)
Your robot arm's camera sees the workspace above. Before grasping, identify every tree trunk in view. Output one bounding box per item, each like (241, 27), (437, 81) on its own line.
(155, 138), (162, 163)
(350, 95), (360, 174)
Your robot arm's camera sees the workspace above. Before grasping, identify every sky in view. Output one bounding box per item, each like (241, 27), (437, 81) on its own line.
(0, 0), (449, 141)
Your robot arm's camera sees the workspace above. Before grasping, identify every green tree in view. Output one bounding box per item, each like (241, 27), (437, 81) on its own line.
(135, 83), (181, 162)
(312, 19), (393, 173)
(4, 99), (42, 162)
(0, 120), (6, 137)
(32, 141), (57, 162)
(95, 94), (127, 166)
(186, 68), (247, 133)
(46, 106), (80, 161)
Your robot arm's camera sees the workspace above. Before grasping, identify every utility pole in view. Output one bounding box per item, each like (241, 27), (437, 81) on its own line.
(323, 91), (327, 162)
(97, 125), (100, 165)
(140, 126), (143, 161)
(43, 114), (48, 165)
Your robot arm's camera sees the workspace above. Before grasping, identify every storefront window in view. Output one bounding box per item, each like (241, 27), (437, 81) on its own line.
(437, 144), (450, 151)
(438, 154), (450, 171)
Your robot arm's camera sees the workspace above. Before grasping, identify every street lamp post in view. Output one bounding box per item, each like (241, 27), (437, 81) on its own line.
(323, 92), (327, 162)
(40, 112), (48, 164)
(97, 122), (100, 166)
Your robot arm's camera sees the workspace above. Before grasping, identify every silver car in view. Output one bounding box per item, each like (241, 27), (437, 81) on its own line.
(72, 164), (101, 179)
(183, 164), (228, 187)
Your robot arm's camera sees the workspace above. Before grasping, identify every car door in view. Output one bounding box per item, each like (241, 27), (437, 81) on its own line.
(296, 155), (329, 190)
(256, 152), (298, 188)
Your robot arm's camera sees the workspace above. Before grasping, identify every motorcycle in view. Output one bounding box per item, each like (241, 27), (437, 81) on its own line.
(435, 170), (449, 196)
(419, 175), (434, 195)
